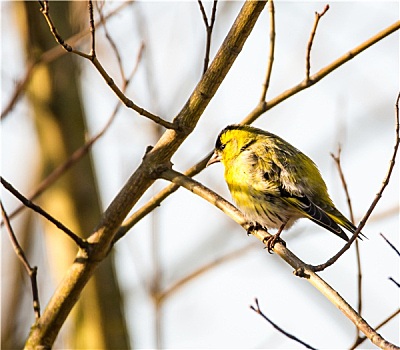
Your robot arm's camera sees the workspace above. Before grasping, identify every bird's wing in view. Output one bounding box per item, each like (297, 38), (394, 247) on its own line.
(254, 143), (354, 242)
(259, 152), (349, 241)
(281, 193), (349, 241)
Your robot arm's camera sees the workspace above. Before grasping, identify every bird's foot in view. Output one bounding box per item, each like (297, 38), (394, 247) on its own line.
(262, 234), (286, 254)
(246, 222), (265, 236)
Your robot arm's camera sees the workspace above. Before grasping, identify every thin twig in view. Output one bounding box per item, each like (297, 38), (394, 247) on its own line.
(198, 0), (218, 75)
(380, 233), (400, 256)
(95, 1), (125, 81)
(380, 232), (400, 288)
(260, 0), (275, 102)
(311, 92), (400, 272)
(88, 0), (96, 58)
(250, 298), (317, 350)
(1, 201), (41, 319)
(1, 177), (88, 250)
(388, 278), (400, 288)
(306, 4), (329, 82)
(39, 1), (91, 59)
(331, 146), (355, 223)
(331, 146), (364, 339)
(38, 0), (176, 130)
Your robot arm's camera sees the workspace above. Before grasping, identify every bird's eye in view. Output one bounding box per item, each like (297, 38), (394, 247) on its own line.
(220, 144), (226, 150)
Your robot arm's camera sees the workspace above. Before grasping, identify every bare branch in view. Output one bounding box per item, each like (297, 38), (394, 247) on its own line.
(306, 4), (329, 82)
(250, 298), (317, 350)
(160, 168), (398, 348)
(38, 0), (176, 129)
(388, 278), (400, 288)
(243, 21), (400, 125)
(331, 146), (364, 339)
(380, 233), (400, 289)
(331, 146), (355, 223)
(1, 201), (41, 319)
(198, 0), (219, 75)
(311, 92), (400, 272)
(259, 0), (275, 102)
(380, 233), (400, 256)
(39, 1), (90, 58)
(95, 1), (125, 82)
(1, 177), (87, 250)
(197, 0), (207, 25)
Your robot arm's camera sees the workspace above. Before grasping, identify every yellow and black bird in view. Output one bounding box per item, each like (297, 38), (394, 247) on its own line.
(207, 124), (361, 251)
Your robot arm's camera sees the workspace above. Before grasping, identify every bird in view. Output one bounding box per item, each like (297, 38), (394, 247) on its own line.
(207, 124), (361, 252)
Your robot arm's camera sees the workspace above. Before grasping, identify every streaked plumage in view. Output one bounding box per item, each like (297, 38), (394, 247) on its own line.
(207, 124), (360, 250)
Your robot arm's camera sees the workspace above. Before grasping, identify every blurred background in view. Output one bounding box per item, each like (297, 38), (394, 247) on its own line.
(1, 1), (399, 349)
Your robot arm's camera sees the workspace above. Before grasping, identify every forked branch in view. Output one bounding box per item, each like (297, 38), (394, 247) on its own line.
(38, 0), (175, 130)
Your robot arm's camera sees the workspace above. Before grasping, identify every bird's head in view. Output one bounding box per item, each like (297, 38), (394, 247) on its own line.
(207, 124), (258, 167)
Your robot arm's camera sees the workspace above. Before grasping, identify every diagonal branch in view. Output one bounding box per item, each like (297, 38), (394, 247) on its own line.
(38, 0), (176, 130)
(380, 233), (400, 256)
(250, 298), (317, 350)
(311, 92), (400, 272)
(1, 177), (87, 250)
(160, 168), (398, 349)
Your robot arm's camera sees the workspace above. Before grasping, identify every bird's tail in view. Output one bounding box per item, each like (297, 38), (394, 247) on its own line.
(329, 211), (367, 240)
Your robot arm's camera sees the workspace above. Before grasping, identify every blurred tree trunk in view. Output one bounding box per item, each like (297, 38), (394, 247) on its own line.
(17, 2), (130, 348)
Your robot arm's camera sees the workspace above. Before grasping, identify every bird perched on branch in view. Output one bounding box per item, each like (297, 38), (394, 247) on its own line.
(207, 124), (361, 252)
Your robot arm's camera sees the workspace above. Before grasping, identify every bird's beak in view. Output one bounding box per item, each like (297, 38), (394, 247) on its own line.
(206, 151), (221, 167)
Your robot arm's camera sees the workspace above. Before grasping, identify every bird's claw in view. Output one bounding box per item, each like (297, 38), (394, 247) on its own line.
(246, 222), (265, 236)
(262, 234), (286, 254)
